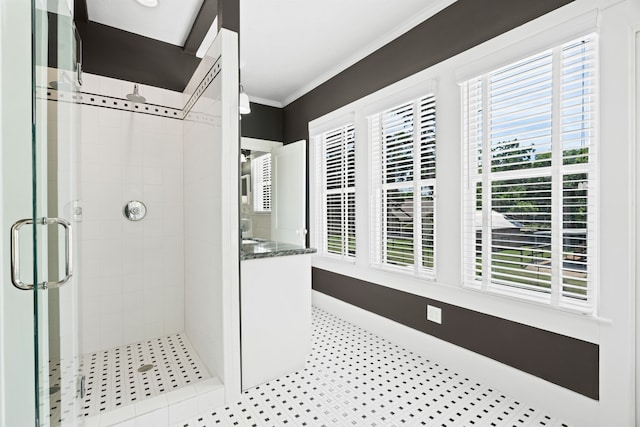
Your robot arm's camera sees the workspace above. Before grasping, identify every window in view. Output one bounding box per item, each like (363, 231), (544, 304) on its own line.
(317, 124), (356, 258)
(252, 153), (271, 212)
(370, 94), (436, 277)
(461, 35), (597, 311)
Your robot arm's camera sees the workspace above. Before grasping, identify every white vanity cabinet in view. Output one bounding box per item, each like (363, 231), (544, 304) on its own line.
(240, 252), (312, 390)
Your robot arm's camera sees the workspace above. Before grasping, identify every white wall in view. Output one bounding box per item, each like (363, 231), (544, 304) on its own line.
(183, 78), (225, 379)
(309, 0), (639, 425)
(77, 73), (186, 354)
(597, 2), (637, 423)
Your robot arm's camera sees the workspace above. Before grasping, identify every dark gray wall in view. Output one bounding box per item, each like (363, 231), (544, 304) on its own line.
(282, 0), (574, 143)
(313, 268), (599, 400)
(241, 103), (284, 141)
(74, 0), (238, 92)
(75, 21), (202, 92)
(218, 0), (240, 33)
(184, 0), (219, 55)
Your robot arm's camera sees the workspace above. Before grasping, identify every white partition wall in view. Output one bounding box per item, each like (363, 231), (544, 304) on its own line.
(183, 29), (241, 401)
(183, 79), (224, 381)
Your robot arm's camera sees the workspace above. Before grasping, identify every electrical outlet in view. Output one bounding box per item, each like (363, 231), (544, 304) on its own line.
(427, 305), (442, 324)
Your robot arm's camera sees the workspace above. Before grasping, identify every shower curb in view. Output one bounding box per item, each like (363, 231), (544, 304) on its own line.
(83, 377), (224, 427)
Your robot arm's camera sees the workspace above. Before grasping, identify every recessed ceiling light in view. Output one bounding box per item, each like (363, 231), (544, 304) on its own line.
(136, 0), (158, 7)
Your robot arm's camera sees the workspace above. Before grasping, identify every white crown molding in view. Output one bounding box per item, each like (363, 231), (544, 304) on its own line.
(248, 95), (283, 108)
(281, 0), (458, 107)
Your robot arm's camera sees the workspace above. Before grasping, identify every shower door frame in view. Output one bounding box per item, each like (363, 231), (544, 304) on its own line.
(0, 0), (82, 426)
(0, 0), (38, 425)
(31, 2), (83, 425)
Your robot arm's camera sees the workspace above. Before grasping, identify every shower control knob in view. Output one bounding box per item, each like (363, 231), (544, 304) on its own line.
(72, 200), (83, 222)
(123, 200), (147, 221)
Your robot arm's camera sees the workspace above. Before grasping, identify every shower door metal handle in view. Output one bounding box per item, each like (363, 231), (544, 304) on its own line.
(10, 217), (73, 290)
(10, 218), (34, 290)
(43, 217), (74, 289)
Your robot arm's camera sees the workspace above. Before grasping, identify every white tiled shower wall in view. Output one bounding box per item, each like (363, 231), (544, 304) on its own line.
(77, 73), (186, 354)
(183, 77), (225, 383)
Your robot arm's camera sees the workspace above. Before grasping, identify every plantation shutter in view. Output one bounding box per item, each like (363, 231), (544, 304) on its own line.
(461, 34), (597, 312)
(318, 124), (356, 258)
(253, 153), (272, 212)
(370, 94), (436, 277)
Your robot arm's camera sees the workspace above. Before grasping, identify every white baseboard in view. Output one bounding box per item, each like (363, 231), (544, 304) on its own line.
(312, 290), (598, 427)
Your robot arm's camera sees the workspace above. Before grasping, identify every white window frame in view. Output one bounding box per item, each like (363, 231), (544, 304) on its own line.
(313, 123), (357, 259)
(369, 94), (437, 279)
(461, 34), (598, 313)
(252, 153), (271, 213)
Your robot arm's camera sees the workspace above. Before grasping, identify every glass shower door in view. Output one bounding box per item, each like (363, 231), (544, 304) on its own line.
(28, 1), (82, 425)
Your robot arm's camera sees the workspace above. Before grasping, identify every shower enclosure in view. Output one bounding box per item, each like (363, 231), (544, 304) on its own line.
(1, 1), (82, 425)
(1, 1), (240, 426)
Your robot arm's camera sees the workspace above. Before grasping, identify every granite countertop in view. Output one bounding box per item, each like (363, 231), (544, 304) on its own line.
(240, 238), (317, 260)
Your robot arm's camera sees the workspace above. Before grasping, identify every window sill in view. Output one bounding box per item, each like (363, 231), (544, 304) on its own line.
(463, 280), (596, 317)
(369, 263), (436, 282)
(313, 253), (357, 264)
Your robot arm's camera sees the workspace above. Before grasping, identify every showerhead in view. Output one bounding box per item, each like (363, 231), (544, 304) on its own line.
(126, 84), (146, 104)
(49, 80), (73, 91)
(49, 72), (74, 91)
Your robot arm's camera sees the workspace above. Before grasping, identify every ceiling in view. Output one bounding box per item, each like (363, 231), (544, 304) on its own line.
(86, 0), (204, 46)
(240, 0), (455, 107)
(82, 0), (456, 106)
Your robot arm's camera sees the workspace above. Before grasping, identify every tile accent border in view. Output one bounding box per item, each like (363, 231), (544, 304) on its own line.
(39, 86), (184, 119)
(183, 56), (222, 116)
(39, 55), (222, 122)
